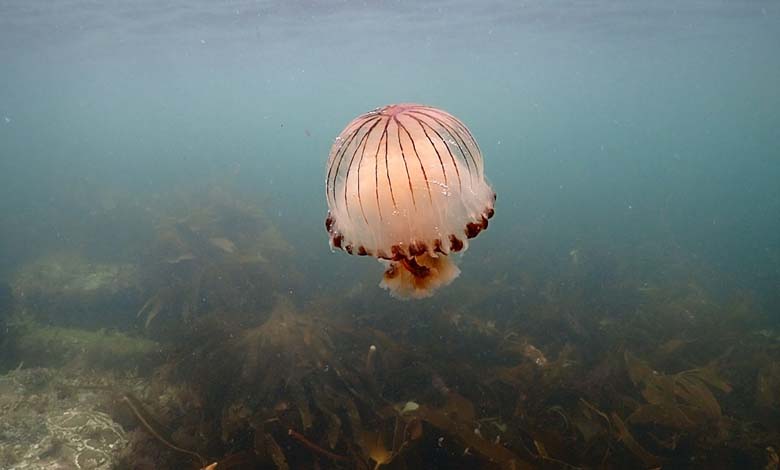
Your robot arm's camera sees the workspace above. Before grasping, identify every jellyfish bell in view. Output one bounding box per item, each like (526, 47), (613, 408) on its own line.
(324, 103), (496, 299)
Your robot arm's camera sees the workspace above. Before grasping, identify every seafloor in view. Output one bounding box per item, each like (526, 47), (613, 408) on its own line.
(0, 188), (778, 470)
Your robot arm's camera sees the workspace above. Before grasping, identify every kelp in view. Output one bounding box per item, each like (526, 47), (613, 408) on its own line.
(10, 186), (777, 469)
(135, 191), (296, 336)
(42, 273), (780, 470)
(756, 361), (780, 409)
(609, 412), (660, 468)
(114, 298), (547, 469)
(397, 402), (530, 469)
(121, 392), (209, 468)
(134, 299), (381, 467)
(624, 351), (731, 433)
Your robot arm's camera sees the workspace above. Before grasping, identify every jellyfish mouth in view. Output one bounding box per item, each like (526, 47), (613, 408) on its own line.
(400, 257), (431, 279)
(384, 256), (434, 280)
(380, 253), (461, 299)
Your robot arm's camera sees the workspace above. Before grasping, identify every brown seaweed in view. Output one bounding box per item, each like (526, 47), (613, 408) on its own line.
(7, 185), (779, 470)
(121, 393), (209, 468)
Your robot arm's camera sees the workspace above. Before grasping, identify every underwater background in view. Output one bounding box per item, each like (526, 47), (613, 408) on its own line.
(1, 1), (779, 469)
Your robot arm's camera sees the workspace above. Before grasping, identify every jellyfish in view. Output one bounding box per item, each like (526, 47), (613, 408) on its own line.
(324, 104), (496, 299)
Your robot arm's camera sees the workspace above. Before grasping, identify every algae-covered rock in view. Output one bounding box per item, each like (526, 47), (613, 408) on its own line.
(10, 317), (159, 370)
(12, 252), (142, 329)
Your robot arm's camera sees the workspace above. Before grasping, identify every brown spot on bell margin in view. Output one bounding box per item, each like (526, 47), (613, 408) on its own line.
(433, 238), (445, 254)
(332, 234), (343, 248)
(345, 244), (354, 254)
(481, 215), (489, 229)
(357, 245), (368, 256)
(325, 214), (334, 231)
(485, 207), (495, 219)
(466, 222), (482, 239)
(449, 235), (464, 252)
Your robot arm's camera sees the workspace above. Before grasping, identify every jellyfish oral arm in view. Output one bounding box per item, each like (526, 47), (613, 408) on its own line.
(380, 253), (461, 300)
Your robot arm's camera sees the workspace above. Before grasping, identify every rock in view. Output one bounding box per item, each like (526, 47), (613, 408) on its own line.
(0, 368), (129, 470)
(11, 253), (142, 329)
(11, 320), (159, 370)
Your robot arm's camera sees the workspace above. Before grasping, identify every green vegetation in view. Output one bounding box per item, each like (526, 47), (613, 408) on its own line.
(9, 315), (158, 370)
